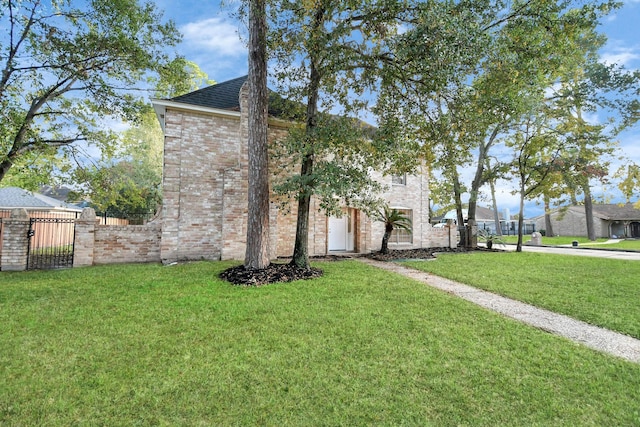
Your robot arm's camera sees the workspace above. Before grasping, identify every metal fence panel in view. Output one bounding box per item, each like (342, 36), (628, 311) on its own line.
(27, 217), (75, 270)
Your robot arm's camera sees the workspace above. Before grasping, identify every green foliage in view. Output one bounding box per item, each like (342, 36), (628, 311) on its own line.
(477, 228), (506, 248)
(2, 260), (640, 425)
(373, 205), (413, 232)
(69, 61), (213, 215)
(0, 0), (182, 184)
(0, 149), (71, 191)
(615, 164), (640, 206)
(377, 0), (626, 236)
(150, 58), (216, 99)
(271, 115), (386, 218)
(265, 0), (427, 268)
(372, 205), (412, 254)
(71, 159), (161, 215)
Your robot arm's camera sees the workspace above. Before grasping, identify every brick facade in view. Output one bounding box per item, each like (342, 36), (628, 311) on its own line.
(155, 81), (455, 263)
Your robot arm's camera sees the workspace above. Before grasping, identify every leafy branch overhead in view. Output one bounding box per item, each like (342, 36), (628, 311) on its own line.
(0, 0), (183, 184)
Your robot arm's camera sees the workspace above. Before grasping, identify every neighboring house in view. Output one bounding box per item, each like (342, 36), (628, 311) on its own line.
(433, 207), (535, 235)
(532, 203), (640, 238)
(0, 187), (82, 217)
(152, 75), (451, 263)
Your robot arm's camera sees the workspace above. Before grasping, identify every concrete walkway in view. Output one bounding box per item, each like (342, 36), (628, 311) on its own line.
(502, 243), (640, 260)
(358, 257), (640, 363)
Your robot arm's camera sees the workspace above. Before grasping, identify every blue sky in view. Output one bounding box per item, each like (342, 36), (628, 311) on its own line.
(155, 0), (640, 218)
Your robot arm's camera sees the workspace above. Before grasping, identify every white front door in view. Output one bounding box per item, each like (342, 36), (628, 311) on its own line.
(328, 209), (355, 251)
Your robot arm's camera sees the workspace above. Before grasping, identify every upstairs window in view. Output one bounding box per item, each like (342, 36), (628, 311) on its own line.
(392, 174), (406, 185)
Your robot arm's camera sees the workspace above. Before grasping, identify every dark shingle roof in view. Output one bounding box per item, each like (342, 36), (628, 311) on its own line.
(170, 75), (248, 111)
(168, 76), (304, 119)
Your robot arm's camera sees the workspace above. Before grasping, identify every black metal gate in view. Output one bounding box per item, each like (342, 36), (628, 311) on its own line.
(27, 217), (76, 270)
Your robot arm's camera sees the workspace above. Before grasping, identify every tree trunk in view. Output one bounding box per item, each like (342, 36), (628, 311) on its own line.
(291, 155), (313, 269)
(543, 194), (554, 237)
(489, 174), (502, 236)
(0, 159), (14, 183)
(570, 191), (578, 205)
(516, 182), (526, 252)
(452, 171), (465, 247)
(468, 126), (500, 248)
(244, 0), (270, 270)
(291, 8), (323, 269)
(583, 184), (596, 241)
(467, 152), (482, 248)
(380, 229), (391, 254)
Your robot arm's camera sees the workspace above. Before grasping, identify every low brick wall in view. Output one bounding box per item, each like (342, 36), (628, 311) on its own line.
(93, 224), (161, 265)
(73, 208), (161, 267)
(424, 224), (458, 248)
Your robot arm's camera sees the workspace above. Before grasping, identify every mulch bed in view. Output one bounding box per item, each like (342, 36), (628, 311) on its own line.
(220, 247), (474, 286)
(220, 262), (324, 286)
(364, 247), (470, 261)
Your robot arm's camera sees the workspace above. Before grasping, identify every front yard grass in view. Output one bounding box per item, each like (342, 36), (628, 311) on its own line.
(499, 235), (610, 245)
(581, 239), (640, 250)
(2, 260), (640, 425)
(403, 252), (640, 339)
(499, 235), (640, 250)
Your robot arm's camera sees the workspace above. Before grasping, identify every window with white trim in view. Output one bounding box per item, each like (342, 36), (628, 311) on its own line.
(391, 174), (406, 185)
(390, 208), (413, 244)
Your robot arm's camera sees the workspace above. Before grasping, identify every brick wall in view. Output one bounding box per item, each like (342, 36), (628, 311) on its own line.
(0, 209), (30, 271)
(73, 208), (161, 267)
(160, 83), (295, 263)
(92, 224), (161, 264)
(156, 82), (456, 263)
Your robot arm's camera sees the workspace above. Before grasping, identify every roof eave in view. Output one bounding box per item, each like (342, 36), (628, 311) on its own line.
(151, 98), (294, 130)
(152, 99), (242, 123)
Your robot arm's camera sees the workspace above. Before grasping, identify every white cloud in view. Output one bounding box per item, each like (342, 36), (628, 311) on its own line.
(600, 46), (640, 67)
(180, 18), (246, 57)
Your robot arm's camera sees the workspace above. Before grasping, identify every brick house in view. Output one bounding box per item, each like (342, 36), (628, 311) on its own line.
(532, 203), (640, 238)
(152, 76), (453, 263)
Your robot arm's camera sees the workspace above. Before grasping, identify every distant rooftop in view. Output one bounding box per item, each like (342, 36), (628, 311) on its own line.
(0, 187), (82, 211)
(589, 203), (640, 221)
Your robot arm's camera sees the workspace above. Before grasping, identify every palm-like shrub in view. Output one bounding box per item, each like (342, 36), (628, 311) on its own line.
(373, 206), (412, 254)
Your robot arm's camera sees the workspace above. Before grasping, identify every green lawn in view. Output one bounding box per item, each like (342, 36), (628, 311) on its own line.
(581, 239), (640, 250)
(499, 235), (610, 245)
(404, 252), (640, 339)
(2, 260), (640, 425)
(498, 235), (640, 250)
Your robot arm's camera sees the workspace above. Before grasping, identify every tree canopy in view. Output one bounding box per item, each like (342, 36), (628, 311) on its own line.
(0, 0), (183, 186)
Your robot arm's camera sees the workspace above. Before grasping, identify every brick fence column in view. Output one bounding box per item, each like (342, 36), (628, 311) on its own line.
(448, 220), (457, 249)
(73, 208), (97, 268)
(1, 208), (30, 271)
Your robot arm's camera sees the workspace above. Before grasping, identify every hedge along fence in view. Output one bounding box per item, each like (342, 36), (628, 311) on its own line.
(1, 208), (161, 271)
